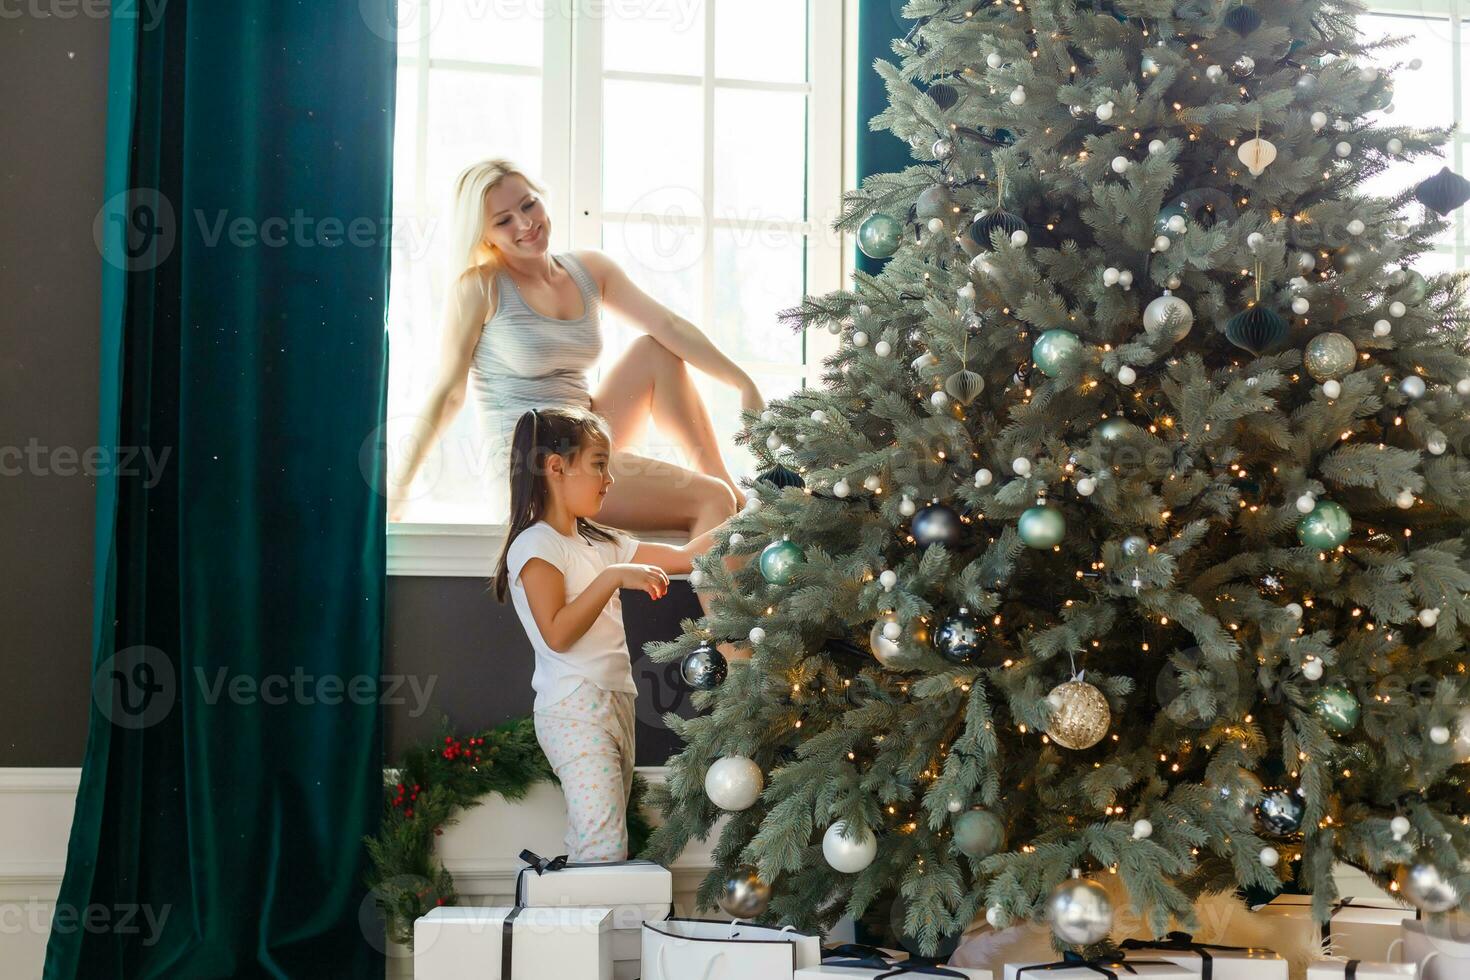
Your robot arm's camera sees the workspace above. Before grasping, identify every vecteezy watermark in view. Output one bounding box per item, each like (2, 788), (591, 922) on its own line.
(0, 0), (169, 30)
(0, 899), (171, 945)
(0, 439), (171, 487)
(92, 646), (440, 728)
(93, 188), (176, 274)
(358, 0), (702, 44)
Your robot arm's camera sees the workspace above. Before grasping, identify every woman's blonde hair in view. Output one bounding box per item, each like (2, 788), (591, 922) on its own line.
(447, 158), (549, 283)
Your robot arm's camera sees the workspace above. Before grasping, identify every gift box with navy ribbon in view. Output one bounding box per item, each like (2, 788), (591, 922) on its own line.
(1253, 895), (1418, 963)
(1003, 950), (1196, 979)
(514, 849), (673, 980)
(795, 942), (990, 978)
(1118, 930), (1287, 979)
(414, 904), (613, 980)
(1305, 960), (1419, 979)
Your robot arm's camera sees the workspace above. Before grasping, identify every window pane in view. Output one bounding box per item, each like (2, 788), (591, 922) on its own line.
(598, 218), (704, 333)
(425, 70), (542, 223)
(390, 0), (427, 58)
(603, 79), (703, 214)
(426, 0), (544, 67)
(713, 228), (805, 365)
(714, 87), (806, 223)
(691, 369), (803, 482)
(715, 0), (806, 83)
(604, 0), (706, 76)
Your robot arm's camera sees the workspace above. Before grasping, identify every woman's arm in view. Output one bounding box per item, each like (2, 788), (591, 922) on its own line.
(387, 270), (492, 521)
(578, 250), (765, 416)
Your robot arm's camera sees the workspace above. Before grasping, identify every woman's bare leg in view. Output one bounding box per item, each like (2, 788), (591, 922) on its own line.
(590, 334), (747, 509)
(593, 447), (747, 661)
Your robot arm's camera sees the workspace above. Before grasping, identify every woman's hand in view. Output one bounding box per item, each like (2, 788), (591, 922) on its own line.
(739, 379), (765, 417)
(610, 563), (670, 600)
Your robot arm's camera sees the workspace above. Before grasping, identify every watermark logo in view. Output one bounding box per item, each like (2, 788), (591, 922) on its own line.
(94, 188), (176, 273)
(93, 644), (176, 731)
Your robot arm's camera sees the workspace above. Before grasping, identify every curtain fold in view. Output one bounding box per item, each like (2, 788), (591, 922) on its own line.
(45, 3), (395, 977)
(855, 0), (919, 278)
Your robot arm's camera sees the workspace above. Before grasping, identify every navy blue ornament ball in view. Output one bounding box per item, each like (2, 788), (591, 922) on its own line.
(912, 502), (962, 548)
(680, 642), (728, 691)
(934, 607), (984, 664)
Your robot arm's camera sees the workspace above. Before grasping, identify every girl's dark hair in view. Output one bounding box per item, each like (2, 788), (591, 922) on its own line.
(492, 405), (619, 602)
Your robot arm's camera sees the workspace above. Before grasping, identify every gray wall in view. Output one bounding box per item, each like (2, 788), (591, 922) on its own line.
(0, 7), (696, 769)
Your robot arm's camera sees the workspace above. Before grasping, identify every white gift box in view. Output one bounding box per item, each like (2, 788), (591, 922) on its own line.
(414, 905), (612, 980)
(1118, 933), (1288, 980)
(1254, 895), (1419, 963)
(613, 959), (639, 980)
(1401, 916), (1470, 980)
(514, 851), (674, 907)
(642, 916), (823, 980)
(796, 965), (990, 978)
(1003, 957), (1196, 979)
(1306, 960), (1418, 979)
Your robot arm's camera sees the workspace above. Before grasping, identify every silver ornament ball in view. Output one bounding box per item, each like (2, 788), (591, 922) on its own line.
(1047, 875), (1114, 946)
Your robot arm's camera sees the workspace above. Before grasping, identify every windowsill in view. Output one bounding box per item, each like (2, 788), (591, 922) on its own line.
(387, 521), (693, 577)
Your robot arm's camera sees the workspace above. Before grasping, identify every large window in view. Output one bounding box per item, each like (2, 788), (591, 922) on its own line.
(385, 0), (844, 552)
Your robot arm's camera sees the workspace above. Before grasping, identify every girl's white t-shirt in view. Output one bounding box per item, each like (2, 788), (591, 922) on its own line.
(506, 520), (640, 712)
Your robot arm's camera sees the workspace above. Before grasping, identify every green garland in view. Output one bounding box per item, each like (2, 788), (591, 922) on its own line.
(363, 715), (652, 949)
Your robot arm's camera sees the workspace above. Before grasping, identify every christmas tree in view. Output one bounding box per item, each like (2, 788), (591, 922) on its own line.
(643, 0), (1470, 957)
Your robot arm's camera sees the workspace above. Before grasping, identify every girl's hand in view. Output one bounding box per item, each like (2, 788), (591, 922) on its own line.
(610, 563), (670, 600)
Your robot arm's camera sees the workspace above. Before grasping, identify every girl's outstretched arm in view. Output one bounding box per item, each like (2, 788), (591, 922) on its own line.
(629, 517), (730, 575)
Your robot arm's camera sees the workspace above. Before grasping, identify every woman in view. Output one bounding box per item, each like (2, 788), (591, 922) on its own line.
(388, 160), (759, 647)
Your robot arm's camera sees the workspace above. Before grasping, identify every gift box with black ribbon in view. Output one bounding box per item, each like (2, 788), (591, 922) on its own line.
(514, 849), (672, 980)
(1305, 960), (1419, 979)
(1253, 895), (1419, 963)
(1003, 950), (1197, 979)
(1118, 930), (1287, 979)
(795, 942), (990, 978)
(414, 905), (612, 980)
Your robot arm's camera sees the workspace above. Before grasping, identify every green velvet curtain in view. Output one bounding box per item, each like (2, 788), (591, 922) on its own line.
(45, 3), (395, 977)
(855, 0), (918, 278)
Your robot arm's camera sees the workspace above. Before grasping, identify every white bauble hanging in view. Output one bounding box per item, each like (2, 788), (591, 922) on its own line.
(1143, 290), (1193, 343)
(1096, 101), (1115, 122)
(1238, 137), (1278, 177)
(1311, 111), (1329, 131)
(705, 756), (764, 811)
(973, 468), (993, 488)
(822, 821), (878, 874)
(875, 340), (892, 357)
(879, 569), (898, 590)
(1010, 86), (1027, 106)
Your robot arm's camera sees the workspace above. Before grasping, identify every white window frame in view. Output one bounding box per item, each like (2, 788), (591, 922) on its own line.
(388, 0), (856, 576)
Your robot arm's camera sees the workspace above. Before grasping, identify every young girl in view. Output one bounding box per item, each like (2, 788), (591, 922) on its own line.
(493, 404), (727, 862)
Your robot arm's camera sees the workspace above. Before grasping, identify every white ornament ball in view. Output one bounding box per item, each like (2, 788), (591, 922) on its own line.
(1012, 457), (1032, 477)
(729, 532), (745, 547)
(1390, 301), (1408, 318)
(1011, 229), (1029, 247)
(833, 478), (851, 498)
(1286, 602), (1304, 620)
(987, 52), (1004, 68)
(1302, 659), (1324, 681)
(1336, 141), (1353, 158)
(1010, 86), (1027, 106)
(1103, 267), (1120, 287)
(1432, 726), (1452, 745)
(1096, 101), (1115, 122)
(1428, 432), (1449, 455)
(930, 390), (948, 409)
(1298, 251), (1317, 271)
(705, 756), (764, 811)
(766, 432), (783, 451)
(863, 474), (883, 493)
(1076, 476), (1097, 496)
(852, 331), (869, 347)
(1207, 65), (1224, 82)
(899, 495), (917, 517)
(822, 821), (878, 873)
(1149, 139), (1166, 155)
(973, 468), (993, 488)
(958, 282), (976, 302)
(1167, 215), (1187, 234)
(986, 907), (1006, 928)
(1296, 493), (1317, 514)
(1401, 375), (1426, 400)
(747, 625), (765, 644)
(1164, 273), (1179, 290)
(1117, 365), (1137, 386)
(1391, 816), (1412, 839)
(1322, 379), (1342, 400)
(1292, 297), (1311, 315)
(1396, 490), (1415, 510)
(1410, 57), (1424, 70)
(883, 621), (902, 641)
(927, 218), (945, 235)
(1347, 219), (1366, 236)
(1133, 819), (1153, 840)
(689, 567), (705, 587)
(1311, 111), (1329, 131)
(1388, 137), (1404, 155)
(1154, 235), (1172, 252)
(1374, 319), (1392, 337)
(1247, 232), (1265, 250)
(947, 797), (964, 814)
(879, 569), (898, 590)
(1111, 155), (1130, 174)
(875, 340), (892, 357)
(1457, 379), (1470, 396)
(1260, 847), (1281, 868)
(1419, 607), (1441, 628)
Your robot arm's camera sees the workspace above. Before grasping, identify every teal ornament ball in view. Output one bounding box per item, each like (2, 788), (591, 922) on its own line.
(1226, 306), (1287, 355)
(858, 212), (904, 259)
(1313, 684), (1361, 734)
(1297, 499), (1351, 550)
(1032, 329), (1081, 378)
(1394, 268), (1429, 304)
(1019, 504), (1066, 549)
(1155, 203), (1189, 240)
(759, 536), (805, 584)
(1304, 332), (1357, 382)
(953, 808), (1006, 858)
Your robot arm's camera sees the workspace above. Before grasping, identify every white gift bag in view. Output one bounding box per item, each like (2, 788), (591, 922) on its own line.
(1401, 916), (1470, 980)
(414, 905), (612, 980)
(641, 917), (823, 980)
